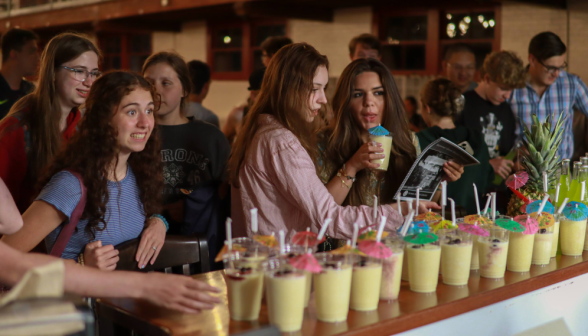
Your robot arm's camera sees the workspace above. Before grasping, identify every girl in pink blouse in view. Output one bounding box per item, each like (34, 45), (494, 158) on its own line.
(228, 43), (404, 241)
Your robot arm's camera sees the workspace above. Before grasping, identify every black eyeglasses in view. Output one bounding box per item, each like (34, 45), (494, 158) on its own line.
(61, 66), (102, 82)
(537, 59), (567, 75)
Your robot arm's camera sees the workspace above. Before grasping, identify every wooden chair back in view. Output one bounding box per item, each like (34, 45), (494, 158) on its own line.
(115, 234), (210, 275)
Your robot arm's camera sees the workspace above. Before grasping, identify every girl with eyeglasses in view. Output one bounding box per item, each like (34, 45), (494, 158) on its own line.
(0, 32), (101, 214)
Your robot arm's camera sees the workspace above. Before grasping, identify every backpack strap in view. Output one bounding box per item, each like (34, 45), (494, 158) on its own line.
(49, 169), (87, 257)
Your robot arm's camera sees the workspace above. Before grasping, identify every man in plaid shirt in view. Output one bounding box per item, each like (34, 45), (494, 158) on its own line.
(509, 32), (588, 160)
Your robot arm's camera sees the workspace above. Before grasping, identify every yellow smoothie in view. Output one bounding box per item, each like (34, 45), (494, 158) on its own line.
(350, 258), (382, 311)
(380, 251), (404, 300)
(478, 237), (509, 279)
(401, 246), (409, 281)
(224, 269), (264, 321)
(532, 230), (553, 265)
(370, 135), (392, 171)
(470, 238), (480, 270)
(551, 220), (560, 258)
(507, 232), (535, 272)
(441, 240), (473, 286)
(560, 219), (587, 256)
(313, 264), (352, 322)
(265, 270), (306, 332)
(407, 243), (441, 293)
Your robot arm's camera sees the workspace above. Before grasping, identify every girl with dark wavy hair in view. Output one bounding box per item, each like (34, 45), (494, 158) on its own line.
(318, 59), (464, 213)
(3, 71), (167, 270)
(229, 43), (404, 242)
(0, 32), (101, 213)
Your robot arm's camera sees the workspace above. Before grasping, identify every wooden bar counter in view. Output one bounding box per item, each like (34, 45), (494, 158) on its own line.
(97, 251), (588, 336)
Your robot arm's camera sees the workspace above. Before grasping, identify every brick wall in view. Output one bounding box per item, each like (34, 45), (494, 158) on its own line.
(501, 1), (568, 63)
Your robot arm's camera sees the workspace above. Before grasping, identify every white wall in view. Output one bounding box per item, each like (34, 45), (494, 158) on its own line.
(289, 7), (373, 78)
(501, 1), (568, 62)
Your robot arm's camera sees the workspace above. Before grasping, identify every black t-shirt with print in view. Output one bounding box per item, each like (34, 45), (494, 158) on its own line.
(456, 90), (516, 159)
(159, 119), (231, 205)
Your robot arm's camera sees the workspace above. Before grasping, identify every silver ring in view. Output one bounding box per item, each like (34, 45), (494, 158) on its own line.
(152, 246), (157, 251)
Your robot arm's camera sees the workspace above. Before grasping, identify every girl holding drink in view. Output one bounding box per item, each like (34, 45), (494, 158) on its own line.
(229, 44), (404, 241)
(318, 58), (464, 209)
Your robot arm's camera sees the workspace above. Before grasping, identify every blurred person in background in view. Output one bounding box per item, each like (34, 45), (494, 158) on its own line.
(185, 60), (219, 127)
(349, 33), (381, 61)
(0, 28), (39, 120)
(404, 96), (427, 132)
(260, 36), (293, 67)
(443, 43), (477, 93)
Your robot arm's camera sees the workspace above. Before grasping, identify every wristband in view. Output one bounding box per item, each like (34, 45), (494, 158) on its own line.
(150, 214), (169, 232)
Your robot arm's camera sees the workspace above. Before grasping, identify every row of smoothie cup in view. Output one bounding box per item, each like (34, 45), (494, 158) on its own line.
(222, 237), (407, 332)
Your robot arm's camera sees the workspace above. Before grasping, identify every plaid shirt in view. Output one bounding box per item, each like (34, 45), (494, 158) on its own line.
(509, 70), (588, 160)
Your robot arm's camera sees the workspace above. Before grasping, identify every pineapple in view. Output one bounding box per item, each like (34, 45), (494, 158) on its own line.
(506, 113), (566, 217)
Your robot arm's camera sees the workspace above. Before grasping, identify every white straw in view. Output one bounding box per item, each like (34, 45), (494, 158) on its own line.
(473, 184), (481, 215)
(408, 200), (413, 211)
(400, 210), (415, 236)
(483, 195), (491, 215)
(555, 183), (561, 204)
(278, 230), (285, 254)
(583, 181), (586, 202)
(346, 239), (351, 246)
(557, 198), (569, 214)
(395, 191), (402, 217)
(448, 198), (456, 225)
(537, 194), (550, 216)
(226, 218), (233, 251)
(351, 223), (359, 247)
(250, 208), (258, 233)
(376, 216), (387, 242)
(441, 181), (447, 220)
(491, 192), (497, 221)
(543, 172), (548, 193)
(373, 196), (378, 223)
(317, 218), (332, 241)
(416, 187), (421, 216)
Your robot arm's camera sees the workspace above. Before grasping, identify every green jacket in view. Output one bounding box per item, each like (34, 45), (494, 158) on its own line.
(417, 126), (494, 215)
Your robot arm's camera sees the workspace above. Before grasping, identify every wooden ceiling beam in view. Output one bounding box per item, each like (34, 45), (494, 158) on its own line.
(233, 1), (333, 22)
(0, 0), (259, 33)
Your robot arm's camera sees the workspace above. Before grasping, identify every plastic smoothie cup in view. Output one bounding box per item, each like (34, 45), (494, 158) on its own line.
(507, 231), (535, 272)
(478, 228), (509, 279)
(380, 237), (405, 300)
(560, 218), (587, 256)
(407, 240), (441, 293)
(313, 253), (353, 322)
(369, 134), (393, 171)
(263, 257), (306, 332)
(277, 244), (312, 308)
(401, 245), (409, 281)
(440, 230), (473, 286)
(532, 226), (554, 265)
(223, 251), (264, 321)
(350, 255), (382, 311)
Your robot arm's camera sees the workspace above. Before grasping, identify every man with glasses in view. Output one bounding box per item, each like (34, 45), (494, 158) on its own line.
(0, 29), (39, 119)
(442, 44), (477, 93)
(509, 31), (588, 160)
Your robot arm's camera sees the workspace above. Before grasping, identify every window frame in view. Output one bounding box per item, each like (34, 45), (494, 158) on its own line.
(374, 5), (501, 76)
(98, 32), (152, 72)
(207, 19), (288, 81)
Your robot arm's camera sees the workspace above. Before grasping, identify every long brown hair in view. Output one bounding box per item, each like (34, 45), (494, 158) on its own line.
(142, 51), (191, 113)
(228, 42), (329, 186)
(4, 32), (101, 183)
(325, 58), (416, 205)
(41, 71), (163, 239)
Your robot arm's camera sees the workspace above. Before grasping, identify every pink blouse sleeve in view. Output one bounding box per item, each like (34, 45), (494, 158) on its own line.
(266, 139), (403, 239)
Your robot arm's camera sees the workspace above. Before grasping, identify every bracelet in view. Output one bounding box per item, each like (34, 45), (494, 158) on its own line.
(342, 163), (356, 182)
(337, 170), (351, 189)
(77, 253), (85, 266)
(150, 214), (169, 232)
